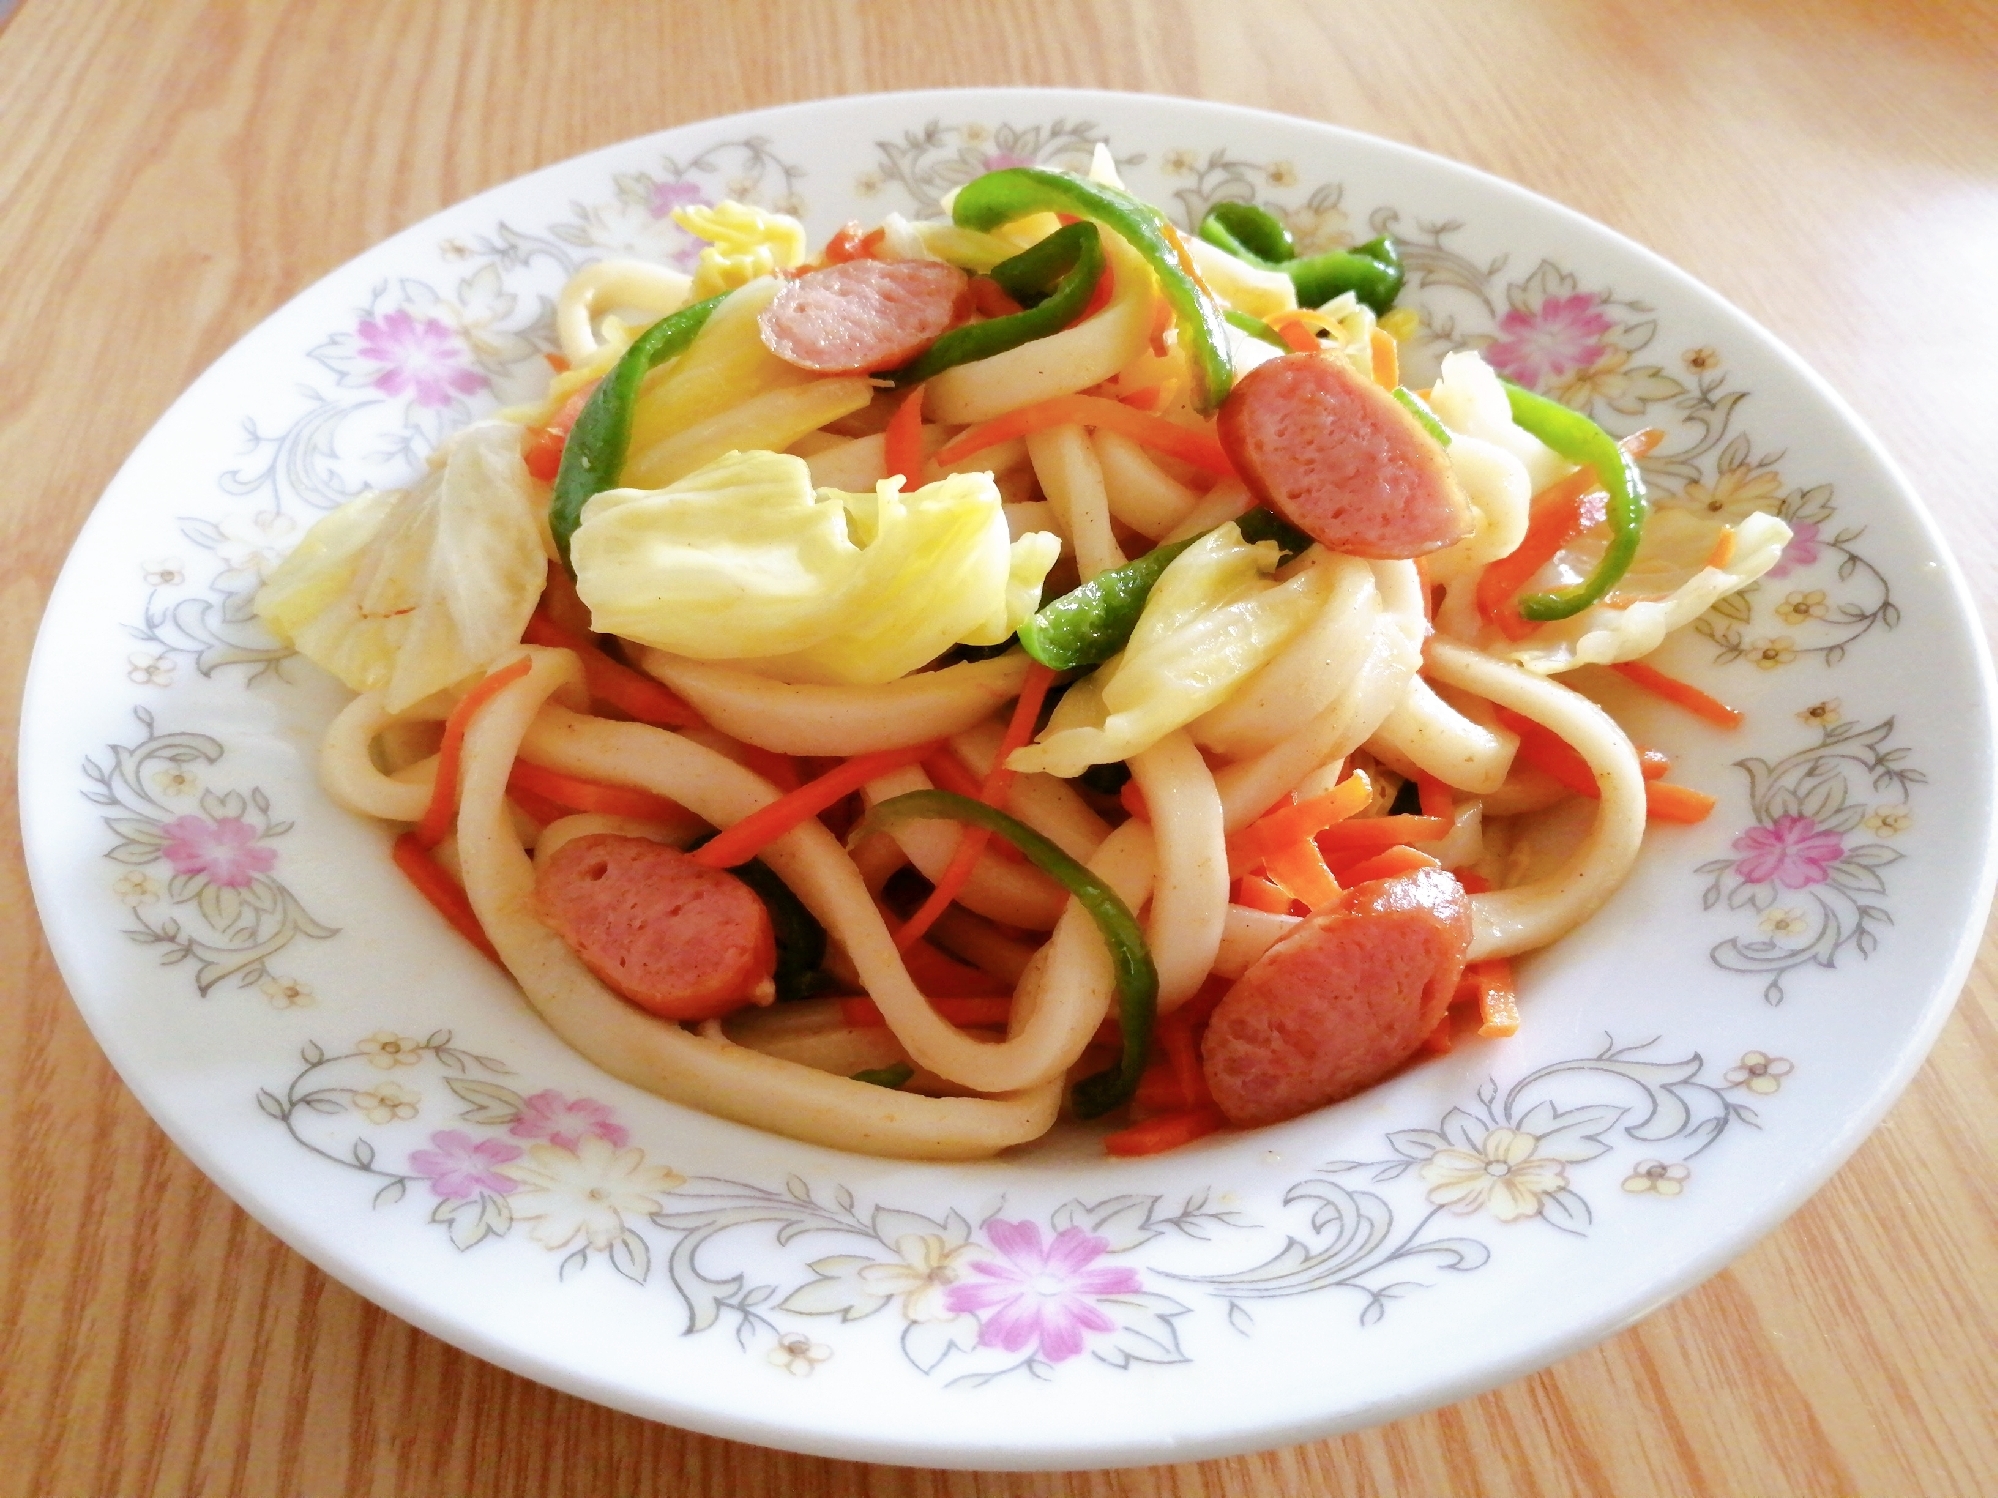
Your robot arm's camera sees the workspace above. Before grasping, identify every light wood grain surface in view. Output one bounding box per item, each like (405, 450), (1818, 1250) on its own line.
(3, 2), (1995, 1493)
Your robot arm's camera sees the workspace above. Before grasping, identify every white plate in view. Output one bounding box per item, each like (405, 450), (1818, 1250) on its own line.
(20, 88), (1997, 1470)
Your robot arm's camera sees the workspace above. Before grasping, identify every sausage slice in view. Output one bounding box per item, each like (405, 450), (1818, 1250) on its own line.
(759, 258), (970, 374)
(1217, 352), (1472, 558)
(535, 833), (775, 1022)
(1201, 866), (1472, 1127)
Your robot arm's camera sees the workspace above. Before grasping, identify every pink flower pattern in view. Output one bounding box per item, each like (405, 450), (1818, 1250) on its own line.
(1486, 293), (1615, 388)
(944, 1220), (1142, 1362)
(508, 1090), (629, 1151)
(981, 151), (1033, 172)
(159, 815), (276, 888)
(1765, 520), (1821, 580)
(1731, 815), (1846, 889)
(409, 1130), (522, 1200)
(353, 308), (486, 408)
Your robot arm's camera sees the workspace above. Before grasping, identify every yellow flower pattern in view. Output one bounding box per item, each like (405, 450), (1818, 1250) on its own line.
(358, 1032), (424, 1069)
(1622, 1161), (1689, 1196)
(353, 1080), (418, 1124)
(1419, 1127), (1570, 1222)
(1745, 636), (1797, 670)
(1724, 1052), (1793, 1096)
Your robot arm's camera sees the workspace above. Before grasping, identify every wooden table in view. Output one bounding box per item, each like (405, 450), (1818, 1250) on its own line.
(3, 2), (1994, 1493)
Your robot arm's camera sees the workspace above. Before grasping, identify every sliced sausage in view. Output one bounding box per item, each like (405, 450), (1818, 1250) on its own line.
(1200, 866), (1472, 1127)
(1217, 352), (1472, 559)
(759, 259), (970, 374)
(535, 833), (775, 1022)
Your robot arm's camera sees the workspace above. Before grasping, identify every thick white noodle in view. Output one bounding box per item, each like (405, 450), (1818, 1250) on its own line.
(1213, 561), (1426, 829)
(1424, 638), (1646, 959)
(1026, 425), (1126, 580)
(1129, 731), (1229, 1012)
(453, 652), (1061, 1158)
(1005, 816), (1155, 1052)
(321, 690), (440, 821)
(1093, 429), (1200, 540)
(926, 231), (1155, 425)
(1214, 905), (1298, 979)
(638, 649), (1030, 755)
(1191, 551), (1378, 757)
(1368, 675), (1519, 794)
(556, 259), (693, 363)
(803, 431), (1030, 493)
(862, 765), (1067, 930)
(1160, 478), (1251, 544)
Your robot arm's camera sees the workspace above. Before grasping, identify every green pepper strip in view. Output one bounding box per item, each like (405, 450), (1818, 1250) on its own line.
(1392, 386), (1452, 447)
(892, 222), (1105, 386)
(1018, 508), (1309, 671)
(550, 293), (726, 570)
(951, 167), (1235, 412)
(1502, 380), (1650, 621)
(1197, 203), (1405, 315)
(1224, 308), (1289, 350)
(851, 790), (1156, 1119)
(851, 1062), (915, 1090)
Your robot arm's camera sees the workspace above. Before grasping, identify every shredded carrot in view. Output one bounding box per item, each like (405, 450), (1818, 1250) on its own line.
(506, 760), (687, 824)
(414, 657), (534, 848)
(391, 832), (503, 966)
(1475, 428), (1663, 639)
(933, 393), (1235, 477)
(1226, 774), (1373, 875)
(504, 781), (570, 827)
(1316, 814), (1450, 857)
(919, 747), (986, 801)
(1233, 873), (1294, 914)
(1261, 838), (1342, 910)
(692, 740), (944, 871)
(884, 383), (926, 490)
(543, 352), (570, 374)
(1104, 1105), (1226, 1157)
(1454, 869), (1492, 895)
(1461, 958), (1520, 1037)
(1644, 781), (1718, 824)
(1415, 771), (1455, 822)
(737, 743), (802, 793)
(1146, 295), (1175, 358)
(522, 384), (596, 482)
(1116, 384), (1168, 412)
(841, 994), (1012, 1029)
(1611, 660), (1744, 730)
(1339, 845), (1443, 884)
(896, 662), (1059, 948)
(1158, 221), (1218, 302)
(1494, 709), (1599, 799)
(1119, 779), (1149, 821)
(1640, 747), (1672, 781)
(1270, 317), (1318, 355)
(1370, 326), (1399, 388)
(969, 276), (1024, 318)
(521, 611), (701, 728)
(1707, 529), (1737, 569)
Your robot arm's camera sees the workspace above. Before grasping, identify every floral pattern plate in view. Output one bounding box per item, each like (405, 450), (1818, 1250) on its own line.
(19, 90), (1997, 1471)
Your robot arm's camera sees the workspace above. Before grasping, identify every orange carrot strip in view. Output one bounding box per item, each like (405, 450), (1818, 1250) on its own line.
(1226, 775), (1373, 875)
(1462, 958), (1520, 1037)
(1271, 318), (1318, 355)
(1316, 814), (1451, 856)
(505, 782), (570, 828)
(840, 994), (1013, 1030)
(1419, 1013), (1456, 1055)
(1644, 781), (1718, 824)
(920, 747), (987, 801)
(1119, 779), (1149, 821)
(522, 384), (595, 481)
(737, 743), (802, 793)
(1233, 873), (1294, 914)
(896, 662), (1060, 948)
(884, 383), (926, 489)
(415, 656), (534, 848)
(1117, 384), (1168, 412)
(506, 760), (688, 823)
(933, 393), (1235, 477)
(1493, 708), (1598, 798)
(1476, 429), (1663, 640)
(1640, 747), (1672, 781)
(969, 276), (1024, 318)
(1104, 1105), (1227, 1157)
(1611, 660), (1744, 730)
(1261, 838), (1341, 910)
(1370, 326), (1399, 388)
(391, 832), (503, 966)
(1454, 869), (1493, 895)
(692, 741), (943, 870)
(1415, 771), (1455, 822)
(1338, 845), (1443, 884)
(521, 611), (702, 728)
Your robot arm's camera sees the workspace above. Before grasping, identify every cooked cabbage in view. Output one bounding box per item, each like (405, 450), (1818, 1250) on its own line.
(572, 449), (1058, 686)
(672, 202), (807, 301)
(1005, 525), (1324, 777)
(1428, 350), (1570, 493)
(254, 421), (548, 711)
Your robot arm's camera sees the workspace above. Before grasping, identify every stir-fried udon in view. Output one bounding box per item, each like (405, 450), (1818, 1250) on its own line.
(256, 151), (1788, 1161)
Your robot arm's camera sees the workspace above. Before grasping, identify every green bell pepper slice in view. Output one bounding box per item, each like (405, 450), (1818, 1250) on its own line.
(1196, 202), (1405, 315)
(893, 221), (1106, 386)
(1503, 381), (1650, 622)
(550, 293), (726, 570)
(952, 167), (1235, 412)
